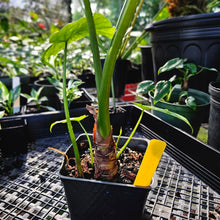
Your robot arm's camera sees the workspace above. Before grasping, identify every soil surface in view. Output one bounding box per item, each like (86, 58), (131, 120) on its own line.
(63, 140), (144, 184)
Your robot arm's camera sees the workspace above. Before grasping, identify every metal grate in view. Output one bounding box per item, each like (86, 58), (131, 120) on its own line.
(0, 134), (219, 220)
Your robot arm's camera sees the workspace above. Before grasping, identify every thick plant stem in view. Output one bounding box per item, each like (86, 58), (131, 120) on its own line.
(98, 0), (140, 139)
(83, 0), (102, 95)
(63, 42), (82, 176)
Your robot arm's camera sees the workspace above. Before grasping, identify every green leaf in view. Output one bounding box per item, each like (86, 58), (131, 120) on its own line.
(0, 81), (9, 99)
(30, 12), (38, 21)
(0, 111), (4, 118)
(42, 13), (115, 62)
(154, 81), (171, 104)
(179, 90), (188, 101)
(50, 13), (114, 43)
(0, 16), (9, 32)
(136, 80), (154, 94)
(198, 66), (218, 72)
(158, 58), (187, 74)
(11, 85), (21, 103)
(185, 96), (197, 110)
(39, 96), (48, 102)
(20, 93), (31, 99)
(41, 106), (56, 111)
(31, 88), (37, 98)
(50, 115), (88, 132)
(134, 103), (193, 134)
(184, 63), (197, 75)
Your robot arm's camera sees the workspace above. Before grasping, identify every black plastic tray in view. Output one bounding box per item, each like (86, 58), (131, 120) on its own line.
(0, 105), (219, 219)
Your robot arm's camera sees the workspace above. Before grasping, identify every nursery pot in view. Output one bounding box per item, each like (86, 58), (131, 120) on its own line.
(101, 58), (141, 98)
(145, 12), (220, 92)
(0, 117), (28, 157)
(60, 134), (156, 220)
(140, 45), (154, 81)
(77, 69), (96, 88)
(208, 81), (220, 150)
(149, 86), (210, 137)
(33, 79), (61, 110)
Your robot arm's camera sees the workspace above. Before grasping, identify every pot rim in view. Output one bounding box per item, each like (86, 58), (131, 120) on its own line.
(59, 133), (157, 190)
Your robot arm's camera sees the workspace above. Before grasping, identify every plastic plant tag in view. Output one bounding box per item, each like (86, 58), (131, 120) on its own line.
(134, 139), (166, 187)
(13, 77), (20, 114)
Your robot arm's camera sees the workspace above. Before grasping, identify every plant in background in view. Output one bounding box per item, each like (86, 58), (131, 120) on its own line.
(136, 57), (217, 110)
(21, 87), (56, 111)
(0, 81), (20, 115)
(166, 0), (219, 17)
(166, 0), (207, 17)
(48, 78), (84, 107)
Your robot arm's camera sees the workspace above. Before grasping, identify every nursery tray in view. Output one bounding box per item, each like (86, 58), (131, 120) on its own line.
(0, 105), (219, 220)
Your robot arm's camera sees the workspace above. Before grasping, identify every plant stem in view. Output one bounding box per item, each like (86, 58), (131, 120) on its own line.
(120, 0), (144, 58)
(63, 42), (82, 176)
(98, 0), (139, 139)
(83, 0), (102, 94)
(116, 110), (144, 158)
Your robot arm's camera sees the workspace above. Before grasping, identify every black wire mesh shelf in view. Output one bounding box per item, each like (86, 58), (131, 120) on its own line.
(0, 132), (219, 220)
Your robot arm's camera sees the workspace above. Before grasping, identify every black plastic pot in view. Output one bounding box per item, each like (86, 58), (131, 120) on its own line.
(101, 58), (141, 98)
(78, 69), (96, 88)
(33, 79), (61, 110)
(140, 45), (154, 81)
(0, 117), (28, 157)
(208, 81), (220, 150)
(149, 86), (210, 137)
(60, 134), (156, 220)
(145, 12), (220, 92)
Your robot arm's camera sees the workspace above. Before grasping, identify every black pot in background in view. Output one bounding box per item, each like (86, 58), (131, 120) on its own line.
(0, 118), (28, 157)
(101, 58), (141, 98)
(60, 134), (156, 220)
(78, 69), (96, 88)
(140, 45), (154, 81)
(146, 12), (220, 92)
(33, 79), (61, 110)
(208, 81), (220, 150)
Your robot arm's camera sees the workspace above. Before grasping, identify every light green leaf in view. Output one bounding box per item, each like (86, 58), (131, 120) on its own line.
(42, 13), (115, 62)
(50, 13), (114, 43)
(134, 103), (193, 134)
(0, 111), (4, 118)
(0, 81), (9, 99)
(50, 115), (88, 132)
(30, 11), (38, 21)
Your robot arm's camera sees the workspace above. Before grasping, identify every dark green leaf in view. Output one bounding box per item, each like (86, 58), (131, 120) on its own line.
(136, 80), (154, 94)
(11, 85), (21, 103)
(0, 16), (9, 32)
(184, 63), (197, 74)
(154, 80), (171, 104)
(185, 96), (196, 110)
(158, 58), (187, 74)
